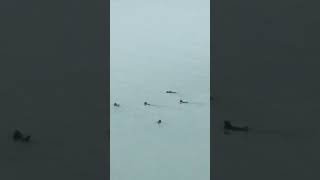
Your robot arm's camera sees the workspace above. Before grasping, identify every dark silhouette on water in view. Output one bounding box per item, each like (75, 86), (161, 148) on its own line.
(166, 91), (177, 94)
(144, 102), (151, 106)
(157, 120), (162, 125)
(114, 103), (120, 107)
(23, 135), (31, 142)
(13, 130), (22, 141)
(13, 129), (31, 142)
(224, 121), (249, 132)
(179, 99), (188, 104)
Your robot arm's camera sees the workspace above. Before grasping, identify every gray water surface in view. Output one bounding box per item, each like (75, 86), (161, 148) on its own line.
(111, 0), (210, 179)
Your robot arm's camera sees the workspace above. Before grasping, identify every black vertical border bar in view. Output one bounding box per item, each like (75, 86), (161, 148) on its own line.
(106, 0), (110, 178)
(0, 0), (110, 179)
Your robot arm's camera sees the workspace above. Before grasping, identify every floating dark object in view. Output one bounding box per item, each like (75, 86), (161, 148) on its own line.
(179, 99), (188, 104)
(144, 102), (151, 106)
(157, 120), (162, 124)
(13, 130), (23, 141)
(224, 121), (249, 132)
(114, 103), (120, 107)
(166, 91), (177, 94)
(13, 130), (31, 142)
(22, 135), (31, 142)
